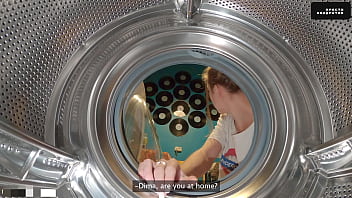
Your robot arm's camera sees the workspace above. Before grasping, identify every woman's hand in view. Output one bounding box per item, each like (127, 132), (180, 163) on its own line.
(138, 158), (196, 182)
(138, 158), (197, 197)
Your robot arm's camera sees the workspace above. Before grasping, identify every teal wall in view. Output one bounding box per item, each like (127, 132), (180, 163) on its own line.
(144, 64), (215, 161)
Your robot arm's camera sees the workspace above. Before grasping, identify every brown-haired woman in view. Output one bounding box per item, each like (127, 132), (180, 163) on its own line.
(138, 67), (254, 188)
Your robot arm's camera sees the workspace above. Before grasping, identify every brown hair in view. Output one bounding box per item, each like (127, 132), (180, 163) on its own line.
(202, 67), (240, 93)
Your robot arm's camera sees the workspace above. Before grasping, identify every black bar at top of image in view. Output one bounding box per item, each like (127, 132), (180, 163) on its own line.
(311, 2), (351, 20)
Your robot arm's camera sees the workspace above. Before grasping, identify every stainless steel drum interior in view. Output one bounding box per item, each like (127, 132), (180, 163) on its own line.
(0, 0), (351, 198)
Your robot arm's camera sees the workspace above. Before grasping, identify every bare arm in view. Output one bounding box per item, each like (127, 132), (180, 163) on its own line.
(138, 138), (221, 184)
(180, 138), (222, 177)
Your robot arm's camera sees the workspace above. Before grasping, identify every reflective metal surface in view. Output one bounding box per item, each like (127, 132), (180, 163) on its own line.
(0, 122), (79, 187)
(0, 0), (351, 197)
(205, 0), (352, 135)
(0, 0), (168, 140)
(123, 83), (162, 162)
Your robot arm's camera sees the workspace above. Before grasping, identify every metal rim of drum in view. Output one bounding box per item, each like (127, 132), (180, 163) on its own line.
(45, 3), (331, 198)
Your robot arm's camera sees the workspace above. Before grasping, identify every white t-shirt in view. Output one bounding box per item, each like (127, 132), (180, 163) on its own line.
(208, 114), (254, 178)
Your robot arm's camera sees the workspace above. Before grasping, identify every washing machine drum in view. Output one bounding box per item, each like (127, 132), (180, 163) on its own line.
(0, 0), (351, 197)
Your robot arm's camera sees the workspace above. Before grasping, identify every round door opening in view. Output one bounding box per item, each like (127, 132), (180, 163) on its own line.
(112, 47), (276, 197)
(119, 62), (261, 185)
(46, 3), (330, 197)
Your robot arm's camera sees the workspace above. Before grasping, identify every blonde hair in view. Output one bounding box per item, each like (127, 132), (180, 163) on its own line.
(202, 67), (240, 93)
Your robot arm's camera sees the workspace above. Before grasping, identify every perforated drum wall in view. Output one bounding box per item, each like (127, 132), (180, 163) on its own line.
(1, 0), (350, 141)
(1, 1), (351, 197)
(0, 0), (167, 140)
(206, 0), (352, 134)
